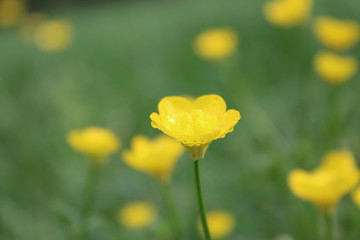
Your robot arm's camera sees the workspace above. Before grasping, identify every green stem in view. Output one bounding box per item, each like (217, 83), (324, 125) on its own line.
(318, 212), (326, 240)
(331, 209), (340, 240)
(161, 181), (183, 240)
(194, 160), (212, 240)
(319, 209), (340, 240)
(326, 85), (342, 147)
(79, 161), (101, 239)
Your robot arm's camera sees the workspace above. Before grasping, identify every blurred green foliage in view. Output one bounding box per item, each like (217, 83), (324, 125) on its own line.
(1, 0), (360, 239)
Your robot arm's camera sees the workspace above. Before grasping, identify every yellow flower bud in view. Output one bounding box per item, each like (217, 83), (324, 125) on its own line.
(150, 94), (241, 160)
(313, 17), (360, 51)
(118, 201), (156, 230)
(263, 0), (312, 27)
(34, 19), (73, 53)
(122, 135), (184, 182)
(193, 27), (238, 60)
(67, 127), (120, 164)
(0, 0), (25, 27)
(198, 211), (236, 239)
(288, 150), (359, 213)
(314, 51), (357, 85)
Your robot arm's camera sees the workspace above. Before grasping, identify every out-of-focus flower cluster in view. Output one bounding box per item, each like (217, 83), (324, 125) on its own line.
(262, 0), (359, 85)
(67, 94), (241, 238)
(0, 0), (74, 53)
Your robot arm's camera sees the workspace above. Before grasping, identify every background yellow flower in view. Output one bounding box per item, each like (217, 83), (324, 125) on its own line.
(67, 126), (120, 163)
(0, 0), (25, 27)
(122, 134), (183, 181)
(150, 94), (241, 159)
(263, 0), (312, 27)
(198, 210), (236, 239)
(314, 51), (358, 85)
(193, 27), (238, 60)
(118, 201), (156, 230)
(313, 17), (360, 51)
(288, 150), (359, 213)
(34, 19), (73, 52)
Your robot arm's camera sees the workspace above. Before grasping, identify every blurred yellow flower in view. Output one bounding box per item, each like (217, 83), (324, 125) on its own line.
(118, 201), (156, 229)
(288, 150), (359, 213)
(314, 51), (358, 85)
(263, 0), (312, 27)
(0, 0), (25, 27)
(67, 127), (120, 164)
(34, 19), (73, 52)
(122, 135), (184, 181)
(193, 28), (238, 60)
(198, 211), (235, 239)
(314, 17), (360, 51)
(150, 94), (241, 160)
(18, 12), (45, 43)
(352, 187), (360, 208)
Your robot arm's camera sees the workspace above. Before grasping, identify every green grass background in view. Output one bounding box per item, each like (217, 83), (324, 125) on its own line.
(1, 0), (360, 239)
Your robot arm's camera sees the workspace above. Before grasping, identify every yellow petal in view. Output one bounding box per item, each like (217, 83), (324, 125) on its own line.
(118, 202), (156, 229)
(193, 27), (238, 60)
(150, 94), (241, 158)
(314, 16), (360, 51)
(67, 127), (120, 163)
(288, 150), (360, 213)
(194, 94), (226, 115)
(314, 52), (357, 85)
(158, 96), (193, 117)
(198, 211), (236, 239)
(121, 134), (183, 181)
(34, 19), (73, 53)
(264, 0), (312, 27)
(217, 109), (241, 139)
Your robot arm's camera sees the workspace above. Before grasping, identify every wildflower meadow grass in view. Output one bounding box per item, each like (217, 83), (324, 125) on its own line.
(1, 0), (360, 239)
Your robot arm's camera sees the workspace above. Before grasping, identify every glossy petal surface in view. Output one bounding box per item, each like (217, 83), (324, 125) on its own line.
(150, 94), (241, 152)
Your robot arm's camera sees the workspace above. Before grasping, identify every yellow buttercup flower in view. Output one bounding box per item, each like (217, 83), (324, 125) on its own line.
(34, 19), (73, 52)
(122, 135), (184, 181)
(314, 51), (358, 84)
(150, 94), (241, 160)
(263, 0), (312, 27)
(313, 17), (360, 51)
(18, 12), (45, 43)
(67, 127), (120, 164)
(198, 211), (235, 239)
(118, 201), (156, 229)
(193, 28), (238, 60)
(288, 150), (359, 213)
(352, 187), (360, 208)
(0, 0), (25, 27)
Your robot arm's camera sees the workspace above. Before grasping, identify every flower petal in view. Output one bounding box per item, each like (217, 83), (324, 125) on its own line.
(194, 94), (226, 115)
(158, 96), (193, 117)
(217, 109), (241, 138)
